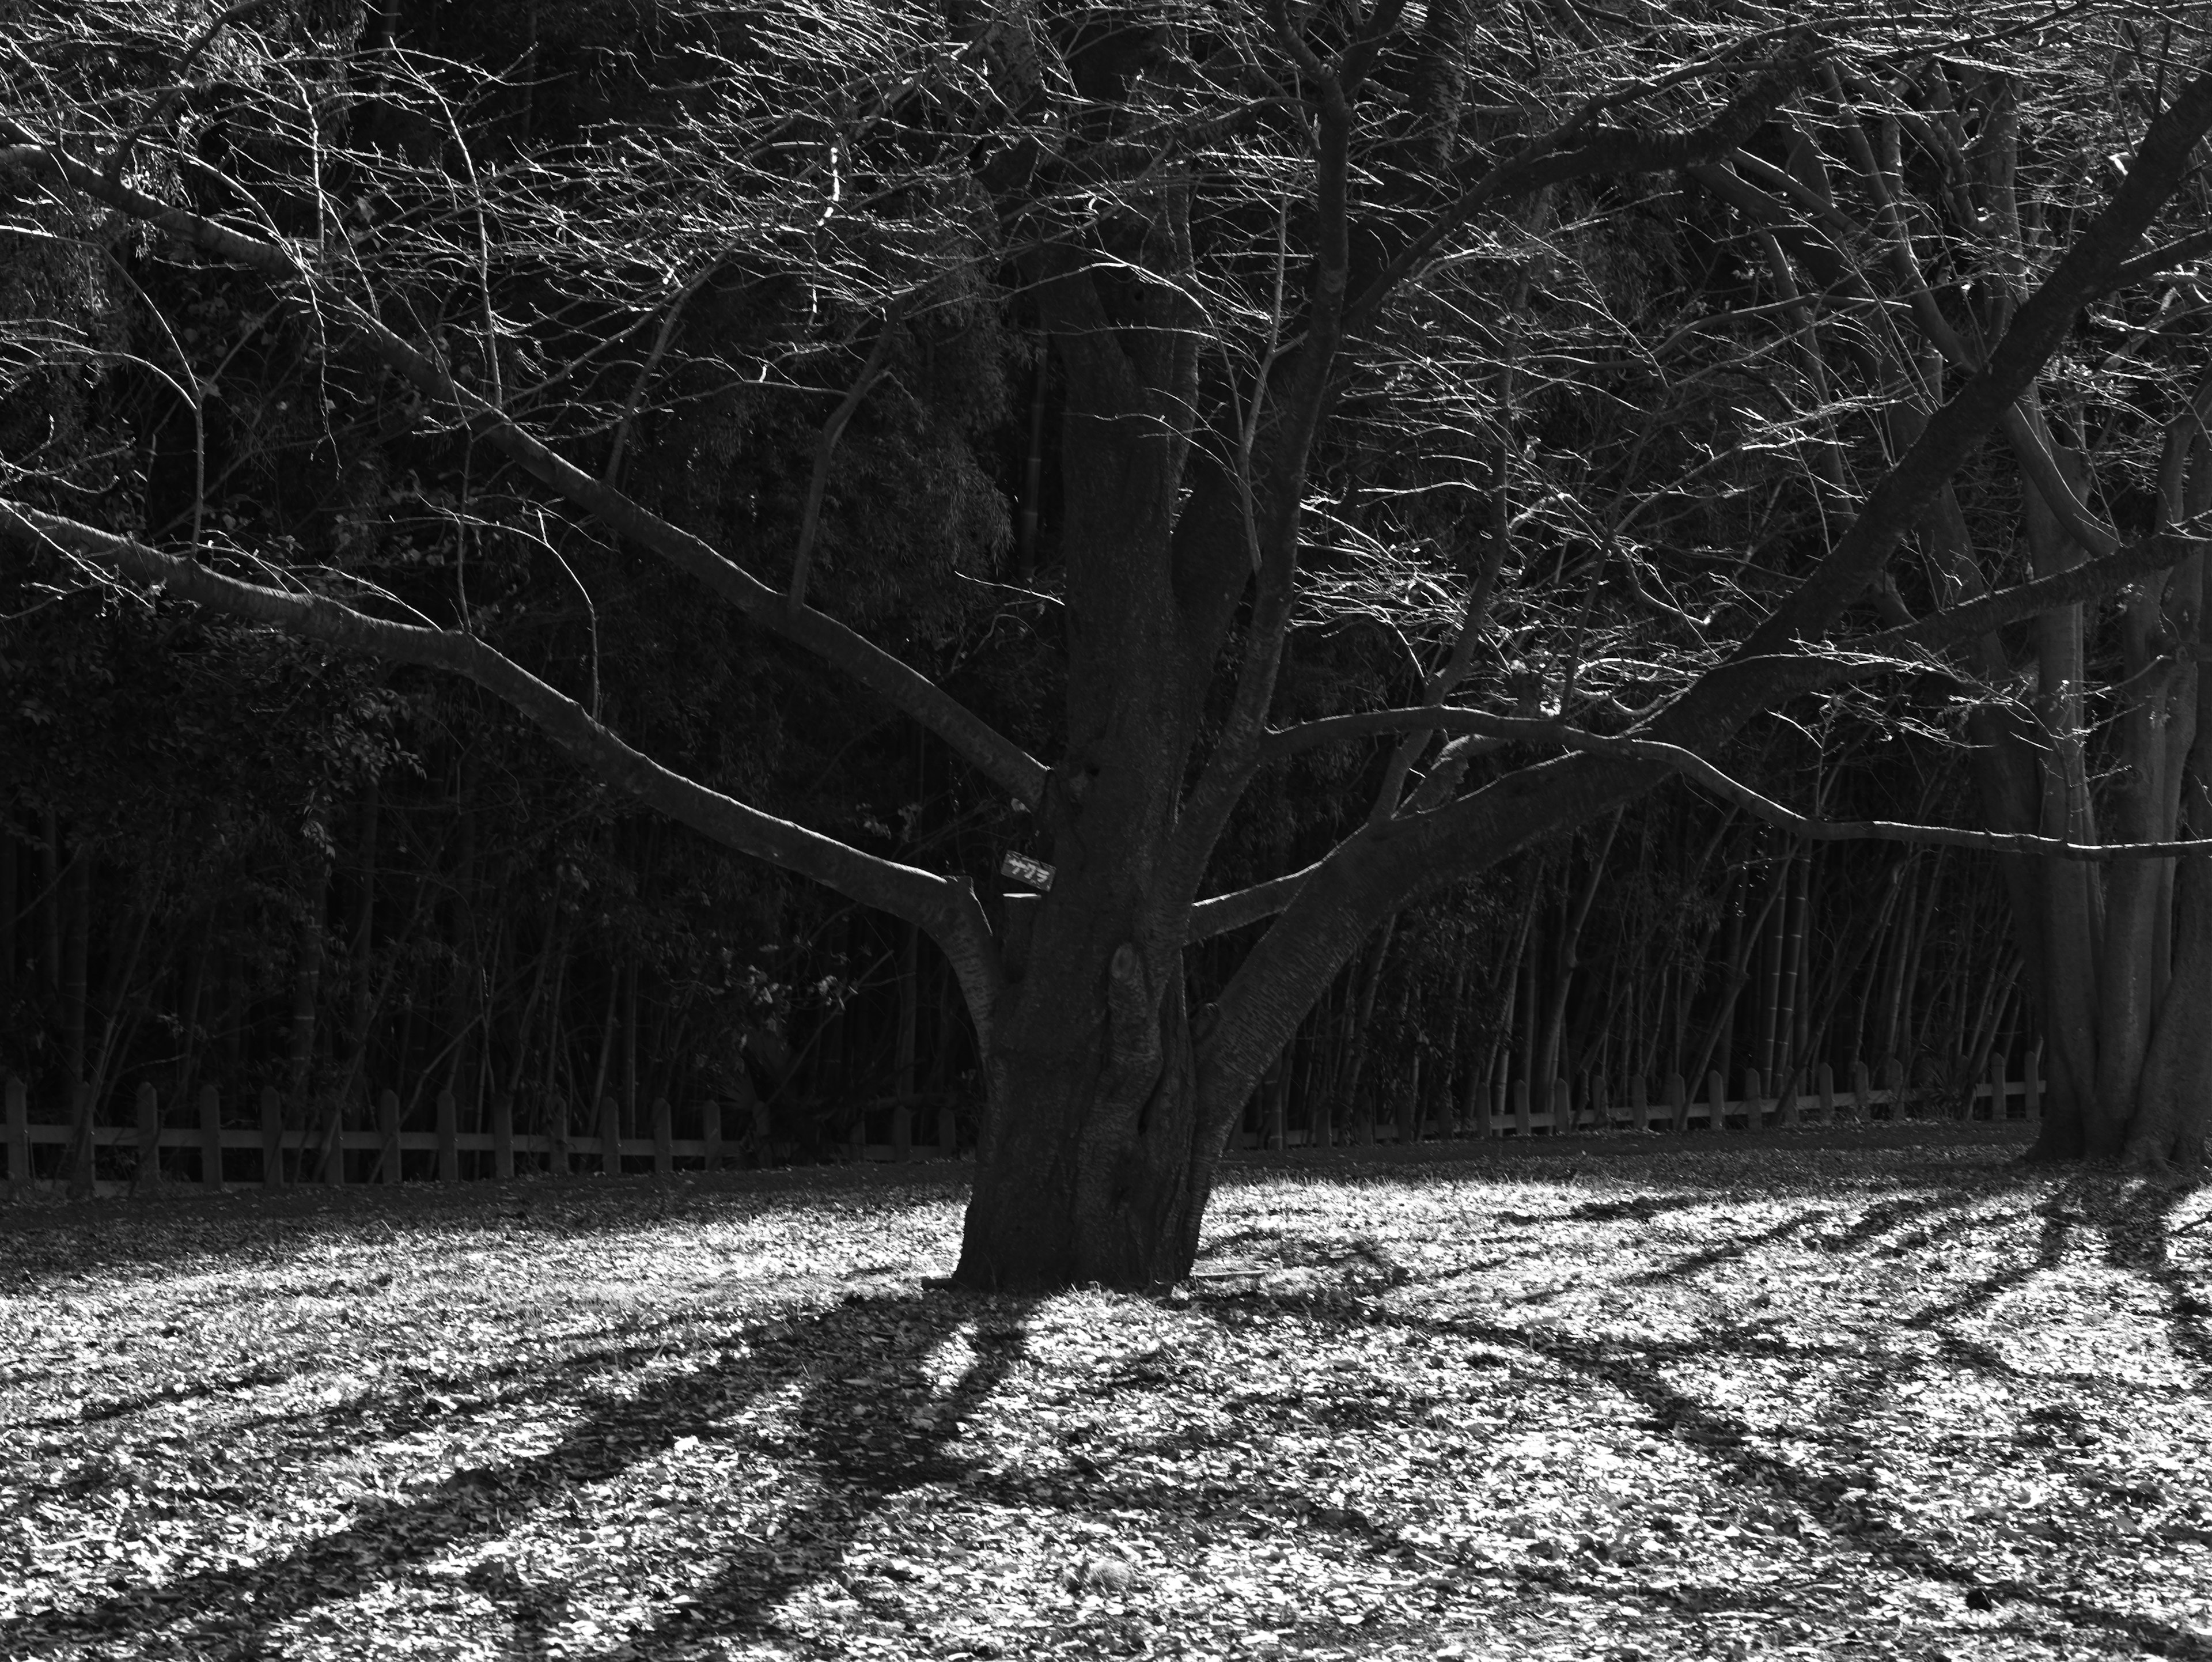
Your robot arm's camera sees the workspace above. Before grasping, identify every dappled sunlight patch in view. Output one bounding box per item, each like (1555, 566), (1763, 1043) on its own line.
(5, 1149), (2211, 1658)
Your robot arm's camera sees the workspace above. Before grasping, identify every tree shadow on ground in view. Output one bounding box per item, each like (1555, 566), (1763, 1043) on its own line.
(1203, 1279), (2212, 1659)
(1610, 1205), (1839, 1287)
(1170, 1175), (2212, 1661)
(2, 1287), (1029, 1662)
(2093, 1175), (2212, 1383)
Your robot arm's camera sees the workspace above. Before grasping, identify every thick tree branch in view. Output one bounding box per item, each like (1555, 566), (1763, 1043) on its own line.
(1184, 861), (1322, 941)
(1692, 154), (2124, 559)
(0, 130), (1050, 809)
(1253, 703), (2212, 858)
(1691, 63), (2212, 719)
(3, 500), (1008, 1042)
(1198, 56), (2212, 1149)
(1343, 46), (1818, 331)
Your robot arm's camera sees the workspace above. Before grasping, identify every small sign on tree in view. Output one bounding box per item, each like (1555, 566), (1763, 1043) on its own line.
(999, 851), (1055, 892)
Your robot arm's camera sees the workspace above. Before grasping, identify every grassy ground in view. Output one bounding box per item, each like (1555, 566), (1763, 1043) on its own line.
(2, 1138), (2209, 1661)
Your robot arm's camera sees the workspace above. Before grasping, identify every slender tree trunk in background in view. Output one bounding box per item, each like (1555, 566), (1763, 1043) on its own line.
(1538, 813), (1620, 1086)
(40, 810), (60, 994)
(1756, 845), (1789, 1088)
(1387, 972), (1416, 1142)
(1874, 860), (1920, 1063)
(1791, 851), (1817, 1070)
(507, 900), (560, 1101)
(896, 921), (919, 1101)
(61, 844), (89, 1095)
(171, 928), (213, 1119)
(1, 831), (15, 1012)
(1338, 919), (1396, 1144)
(447, 755), (480, 1114)
(1689, 873), (1778, 1097)
(287, 861), (330, 1110)
(1696, 869), (1746, 1091)
(1434, 957), (1467, 1137)
(1839, 866), (1899, 1065)
(1775, 845), (1809, 1080)
(350, 779), (378, 1025)
(1896, 853), (1942, 1070)
(346, 782), (378, 1127)
(540, 947), (568, 1157)
(1017, 350), (1047, 583)
(621, 962), (639, 1137)
(590, 969), (619, 1129)
(1479, 881), (1537, 1127)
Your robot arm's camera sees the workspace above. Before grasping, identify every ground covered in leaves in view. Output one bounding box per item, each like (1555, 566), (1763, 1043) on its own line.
(4, 1141), (2211, 1661)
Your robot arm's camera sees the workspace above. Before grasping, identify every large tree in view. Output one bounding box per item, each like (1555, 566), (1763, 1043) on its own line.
(7, 0), (2212, 1286)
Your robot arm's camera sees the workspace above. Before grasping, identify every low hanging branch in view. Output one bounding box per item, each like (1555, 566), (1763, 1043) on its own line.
(1260, 703), (2212, 862)
(0, 498), (1008, 1039)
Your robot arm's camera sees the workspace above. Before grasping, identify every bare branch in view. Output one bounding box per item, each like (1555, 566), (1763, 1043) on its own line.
(0, 127), (1051, 809)
(1, 499), (1009, 1031)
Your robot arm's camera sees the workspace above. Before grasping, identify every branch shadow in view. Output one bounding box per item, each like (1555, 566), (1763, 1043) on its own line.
(3, 1288), (1028, 1661)
(1176, 1224), (2212, 1662)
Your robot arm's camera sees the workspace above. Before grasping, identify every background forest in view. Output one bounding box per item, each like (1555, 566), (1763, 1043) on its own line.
(0, 0), (2199, 1175)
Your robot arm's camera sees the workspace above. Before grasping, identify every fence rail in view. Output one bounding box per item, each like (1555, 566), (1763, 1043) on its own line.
(2, 1051), (2043, 1197)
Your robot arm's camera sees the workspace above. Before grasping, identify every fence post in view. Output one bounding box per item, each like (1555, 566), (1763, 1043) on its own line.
(135, 1083), (163, 1189)
(376, 1088), (401, 1184)
(653, 1097), (673, 1175)
(599, 1095), (622, 1176)
(1665, 1071), (1687, 1131)
(700, 1097), (722, 1171)
(491, 1093), (514, 1179)
(1741, 1068), (1763, 1131)
(1512, 1078), (1531, 1137)
(6, 1074), (29, 1191)
(1851, 1059), (1872, 1120)
(1705, 1070), (1726, 1133)
(435, 1088), (459, 1183)
(1816, 1062), (1836, 1123)
(194, 1085), (222, 1190)
(1884, 1056), (1908, 1120)
(260, 1087), (284, 1187)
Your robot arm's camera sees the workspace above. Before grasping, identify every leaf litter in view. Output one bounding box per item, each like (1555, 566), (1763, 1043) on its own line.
(1, 1144), (2209, 1660)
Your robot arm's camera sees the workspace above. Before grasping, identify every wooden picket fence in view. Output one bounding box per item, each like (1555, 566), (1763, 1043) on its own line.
(2, 1050), (2040, 1197)
(1233, 1051), (2045, 1149)
(0, 1078), (967, 1197)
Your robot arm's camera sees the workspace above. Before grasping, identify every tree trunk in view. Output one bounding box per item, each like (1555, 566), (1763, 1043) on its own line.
(955, 941), (1209, 1290)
